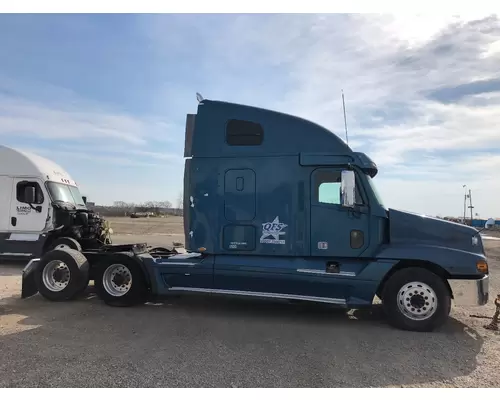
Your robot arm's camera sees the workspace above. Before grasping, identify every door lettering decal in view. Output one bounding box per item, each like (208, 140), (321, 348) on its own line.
(16, 206), (31, 215)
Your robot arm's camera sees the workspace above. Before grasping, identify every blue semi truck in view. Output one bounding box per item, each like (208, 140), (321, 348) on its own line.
(21, 96), (491, 332)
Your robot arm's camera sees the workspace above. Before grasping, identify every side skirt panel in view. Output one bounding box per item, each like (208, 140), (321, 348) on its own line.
(167, 286), (347, 306)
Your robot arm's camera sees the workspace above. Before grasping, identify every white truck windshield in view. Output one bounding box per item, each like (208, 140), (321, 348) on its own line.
(47, 182), (86, 208)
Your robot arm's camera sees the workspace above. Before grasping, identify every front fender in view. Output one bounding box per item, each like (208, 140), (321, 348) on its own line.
(375, 244), (486, 276)
(21, 258), (40, 298)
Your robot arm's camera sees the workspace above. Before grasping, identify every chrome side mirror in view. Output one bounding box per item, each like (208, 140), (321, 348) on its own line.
(341, 170), (355, 208)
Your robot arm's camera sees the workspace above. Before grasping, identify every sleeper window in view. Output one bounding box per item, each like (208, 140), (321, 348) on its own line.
(226, 119), (264, 146)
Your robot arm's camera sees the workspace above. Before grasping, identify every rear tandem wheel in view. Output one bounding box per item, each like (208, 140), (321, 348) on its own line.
(94, 255), (148, 307)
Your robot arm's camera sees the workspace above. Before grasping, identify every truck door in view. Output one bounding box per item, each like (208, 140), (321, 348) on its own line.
(0, 176), (13, 232)
(310, 167), (370, 258)
(9, 178), (48, 233)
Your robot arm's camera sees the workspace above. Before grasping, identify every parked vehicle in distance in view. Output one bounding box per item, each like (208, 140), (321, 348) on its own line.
(21, 96), (490, 332)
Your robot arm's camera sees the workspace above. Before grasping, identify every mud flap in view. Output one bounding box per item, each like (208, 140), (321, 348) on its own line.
(21, 258), (40, 299)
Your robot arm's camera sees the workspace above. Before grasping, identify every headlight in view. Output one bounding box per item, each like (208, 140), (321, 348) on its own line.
(472, 236), (479, 246)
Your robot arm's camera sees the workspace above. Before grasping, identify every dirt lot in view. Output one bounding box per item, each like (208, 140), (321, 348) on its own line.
(105, 216), (185, 238)
(1, 218), (500, 387)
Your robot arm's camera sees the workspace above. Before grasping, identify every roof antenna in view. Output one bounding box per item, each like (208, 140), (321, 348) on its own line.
(341, 89), (349, 145)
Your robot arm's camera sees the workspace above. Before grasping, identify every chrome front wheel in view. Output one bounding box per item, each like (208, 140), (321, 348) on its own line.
(382, 267), (451, 332)
(397, 281), (438, 321)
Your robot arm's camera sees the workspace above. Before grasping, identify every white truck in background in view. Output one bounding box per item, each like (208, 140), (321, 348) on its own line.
(0, 145), (112, 260)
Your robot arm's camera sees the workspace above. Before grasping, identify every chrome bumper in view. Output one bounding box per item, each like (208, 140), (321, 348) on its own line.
(448, 275), (489, 306)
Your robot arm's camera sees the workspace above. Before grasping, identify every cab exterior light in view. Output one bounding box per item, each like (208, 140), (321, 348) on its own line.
(477, 260), (488, 274)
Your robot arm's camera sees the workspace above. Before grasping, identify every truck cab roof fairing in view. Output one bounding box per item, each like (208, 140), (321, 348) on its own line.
(185, 100), (379, 177)
(190, 100), (352, 158)
(0, 145), (78, 186)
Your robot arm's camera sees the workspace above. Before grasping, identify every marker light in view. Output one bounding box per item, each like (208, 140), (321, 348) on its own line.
(477, 260), (488, 274)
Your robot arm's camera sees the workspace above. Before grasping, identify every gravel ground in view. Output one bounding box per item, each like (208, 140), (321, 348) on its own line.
(106, 216), (185, 237)
(1, 226), (500, 387)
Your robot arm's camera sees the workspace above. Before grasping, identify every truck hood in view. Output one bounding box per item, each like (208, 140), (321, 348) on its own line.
(388, 208), (483, 254)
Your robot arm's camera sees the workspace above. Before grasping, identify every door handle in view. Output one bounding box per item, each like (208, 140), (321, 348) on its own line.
(11, 217), (17, 226)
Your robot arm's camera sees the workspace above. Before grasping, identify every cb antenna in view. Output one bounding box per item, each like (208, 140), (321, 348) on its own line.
(341, 89), (349, 145)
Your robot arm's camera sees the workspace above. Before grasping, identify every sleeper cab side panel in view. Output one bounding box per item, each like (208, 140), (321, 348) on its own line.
(224, 168), (256, 222)
(185, 158), (220, 253)
(219, 156), (304, 257)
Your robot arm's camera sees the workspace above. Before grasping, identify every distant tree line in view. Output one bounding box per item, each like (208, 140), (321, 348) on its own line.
(89, 192), (184, 217)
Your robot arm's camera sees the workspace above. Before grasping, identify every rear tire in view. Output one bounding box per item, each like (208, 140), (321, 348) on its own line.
(50, 237), (82, 252)
(381, 267), (451, 332)
(94, 255), (148, 307)
(35, 249), (90, 301)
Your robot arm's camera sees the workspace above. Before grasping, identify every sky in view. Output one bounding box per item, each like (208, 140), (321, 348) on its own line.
(0, 13), (500, 217)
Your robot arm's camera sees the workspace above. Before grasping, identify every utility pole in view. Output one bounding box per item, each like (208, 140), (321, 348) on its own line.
(463, 185), (467, 224)
(468, 189), (474, 225)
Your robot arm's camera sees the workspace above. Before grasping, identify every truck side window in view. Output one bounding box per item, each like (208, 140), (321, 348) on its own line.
(319, 182), (341, 204)
(315, 170), (364, 205)
(16, 181), (44, 204)
(316, 171), (341, 205)
(226, 119), (264, 146)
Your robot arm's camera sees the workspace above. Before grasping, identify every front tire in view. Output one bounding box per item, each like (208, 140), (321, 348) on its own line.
(94, 255), (148, 307)
(381, 267), (451, 332)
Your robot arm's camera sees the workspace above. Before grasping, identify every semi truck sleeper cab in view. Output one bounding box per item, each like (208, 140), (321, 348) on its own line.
(20, 96), (490, 332)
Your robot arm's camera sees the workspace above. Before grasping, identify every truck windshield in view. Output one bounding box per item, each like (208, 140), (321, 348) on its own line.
(47, 182), (87, 209)
(366, 175), (385, 208)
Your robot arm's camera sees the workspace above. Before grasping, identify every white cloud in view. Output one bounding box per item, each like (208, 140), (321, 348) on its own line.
(0, 94), (180, 146)
(24, 146), (182, 168)
(53, 144), (184, 163)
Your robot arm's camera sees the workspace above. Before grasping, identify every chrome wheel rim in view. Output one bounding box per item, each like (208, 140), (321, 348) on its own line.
(42, 260), (71, 292)
(397, 281), (437, 321)
(102, 264), (132, 297)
